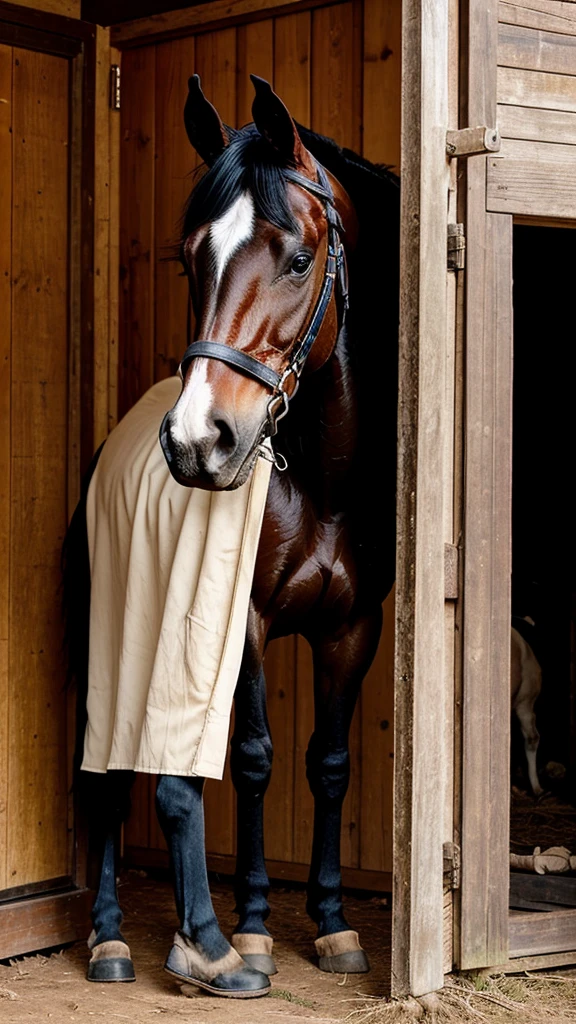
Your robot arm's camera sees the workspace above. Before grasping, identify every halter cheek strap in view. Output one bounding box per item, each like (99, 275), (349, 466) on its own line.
(171, 162), (349, 460)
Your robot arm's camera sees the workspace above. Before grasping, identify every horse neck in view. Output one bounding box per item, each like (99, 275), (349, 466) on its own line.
(283, 328), (358, 515)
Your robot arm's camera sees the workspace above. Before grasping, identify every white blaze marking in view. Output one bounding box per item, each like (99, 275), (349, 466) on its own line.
(171, 359), (214, 444)
(210, 191), (254, 286)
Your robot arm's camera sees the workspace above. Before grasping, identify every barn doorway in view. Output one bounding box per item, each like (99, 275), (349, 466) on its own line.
(509, 223), (576, 951)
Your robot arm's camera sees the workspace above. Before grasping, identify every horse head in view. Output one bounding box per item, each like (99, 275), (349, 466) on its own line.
(159, 74), (357, 491)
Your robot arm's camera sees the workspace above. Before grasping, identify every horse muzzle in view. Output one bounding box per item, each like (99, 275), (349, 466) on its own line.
(159, 408), (257, 491)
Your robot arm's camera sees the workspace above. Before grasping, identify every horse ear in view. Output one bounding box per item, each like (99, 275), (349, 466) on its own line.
(250, 75), (316, 176)
(184, 74), (230, 166)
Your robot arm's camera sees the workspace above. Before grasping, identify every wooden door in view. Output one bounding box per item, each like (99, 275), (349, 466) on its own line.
(391, 0), (459, 998)
(114, 0), (401, 893)
(0, 5), (95, 959)
(460, 0), (576, 971)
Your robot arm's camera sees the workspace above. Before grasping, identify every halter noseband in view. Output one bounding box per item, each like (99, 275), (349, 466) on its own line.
(174, 163), (349, 461)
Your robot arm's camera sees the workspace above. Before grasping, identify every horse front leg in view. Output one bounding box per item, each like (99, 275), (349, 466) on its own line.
(83, 769), (136, 982)
(155, 774), (270, 997)
(306, 609), (382, 974)
(230, 664), (276, 976)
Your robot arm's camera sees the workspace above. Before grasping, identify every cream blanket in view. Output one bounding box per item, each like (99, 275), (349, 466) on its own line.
(81, 377), (271, 780)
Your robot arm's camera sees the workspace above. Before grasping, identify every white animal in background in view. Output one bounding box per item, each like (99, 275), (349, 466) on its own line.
(511, 624), (543, 797)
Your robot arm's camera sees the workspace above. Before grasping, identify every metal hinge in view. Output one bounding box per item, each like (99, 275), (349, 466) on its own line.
(447, 224), (465, 271)
(443, 842), (461, 890)
(446, 126), (501, 157)
(110, 65), (121, 111)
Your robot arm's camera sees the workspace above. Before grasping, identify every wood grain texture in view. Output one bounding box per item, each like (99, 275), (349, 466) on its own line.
(236, 18), (273, 124)
(108, 45), (121, 432)
(499, 1), (576, 36)
(111, 0), (332, 47)
(393, 0), (450, 998)
(93, 26), (112, 452)
(501, 0), (576, 24)
(498, 65), (576, 111)
(498, 102), (576, 145)
(0, 888), (91, 960)
(509, 908), (576, 958)
(118, 46), (156, 418)
(263, 639), (297, 862)
(499, 21), (576, 77)
(154, 36), (195, 383)
(311, 0), (362, 871)
(273, 8), (310, 119)
(362, 0), (401, 170)
(487, 154), (576, 217)
(8, 47), (70, 887)
(0, 42), (12, 894)
(7, 0), (80, 17)
(460, 203), (513, 969)
(360, 589), (394, 872)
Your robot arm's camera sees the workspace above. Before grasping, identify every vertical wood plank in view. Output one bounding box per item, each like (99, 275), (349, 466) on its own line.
(93, 27), (112, 453)
(154, 37), (195, 384)
(194, 28), (238, 857)
(459, 0), (511, 971)
(236, 19), (273, 126)
(263, 639), (297, 863)
(311, 0), (362, 869)
(393, 0), (450, 997)
(9, 48), (70, 886)
(0, 43), (12, 893)
(271, 8), (312, 868)
(460, 208), (513, 969)
(359, 0), (400, 878)
(363, 0), (402, 170)
(359, 588), (395, 873)
(124, 773), (151, 850)
(108, 44), (121, 433)
(119, 46), (156, 419)
(273, 10), (311, 121)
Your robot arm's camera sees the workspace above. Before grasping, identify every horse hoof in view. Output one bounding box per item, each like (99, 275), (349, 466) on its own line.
(231, 933), (278, 976)
(315, 930), (370, 974)
(86, 940), (136, 982)
(165, 930), (271, 998)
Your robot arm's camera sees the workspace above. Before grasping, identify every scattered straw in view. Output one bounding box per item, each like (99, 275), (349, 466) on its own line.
(343, 971), (576, 1024)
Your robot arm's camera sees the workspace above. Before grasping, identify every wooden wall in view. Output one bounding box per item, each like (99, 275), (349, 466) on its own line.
(119, 0), (401, 885)
(7, 0), (80, 18)
(490, 0), (576, 219)
(0, 43), (72, 893)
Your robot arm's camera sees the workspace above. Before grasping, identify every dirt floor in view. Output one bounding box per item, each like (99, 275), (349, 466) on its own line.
(0, 872), (391, 1024)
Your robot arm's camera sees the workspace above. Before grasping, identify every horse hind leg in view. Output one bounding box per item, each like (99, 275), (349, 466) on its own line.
(306, 612), (382, 975)
(84, 770), (136, 982)
(230, 665), (277, 976)
(155, 774), (270, 998)
(515, 699), (543, 797)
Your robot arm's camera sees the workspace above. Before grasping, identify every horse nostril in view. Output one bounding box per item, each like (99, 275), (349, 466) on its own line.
(214, 418), (236, 453)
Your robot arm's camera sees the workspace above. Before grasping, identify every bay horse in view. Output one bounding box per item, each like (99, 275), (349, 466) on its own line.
(64, 74), (399, 999)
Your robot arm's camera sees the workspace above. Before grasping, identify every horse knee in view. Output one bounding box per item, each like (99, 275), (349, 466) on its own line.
(231, 734), (273, 797)
(155, 775), (200, 824)
(306, 739), (350, 803)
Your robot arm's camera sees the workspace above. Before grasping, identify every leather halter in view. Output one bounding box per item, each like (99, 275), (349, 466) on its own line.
(177, 163), (348, 442)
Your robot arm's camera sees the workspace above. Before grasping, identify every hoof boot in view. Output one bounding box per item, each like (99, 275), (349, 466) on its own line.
(315, 930), (370, 974)
(87, 939), (135, 983)
(231, 934), (278, 976)
(165, 930), (270, 998)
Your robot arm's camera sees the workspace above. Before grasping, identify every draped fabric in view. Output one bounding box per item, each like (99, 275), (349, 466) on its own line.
(81, 377), (271, 780)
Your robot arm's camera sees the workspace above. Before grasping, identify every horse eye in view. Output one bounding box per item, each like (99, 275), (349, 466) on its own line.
(290, 252), (313, 276)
